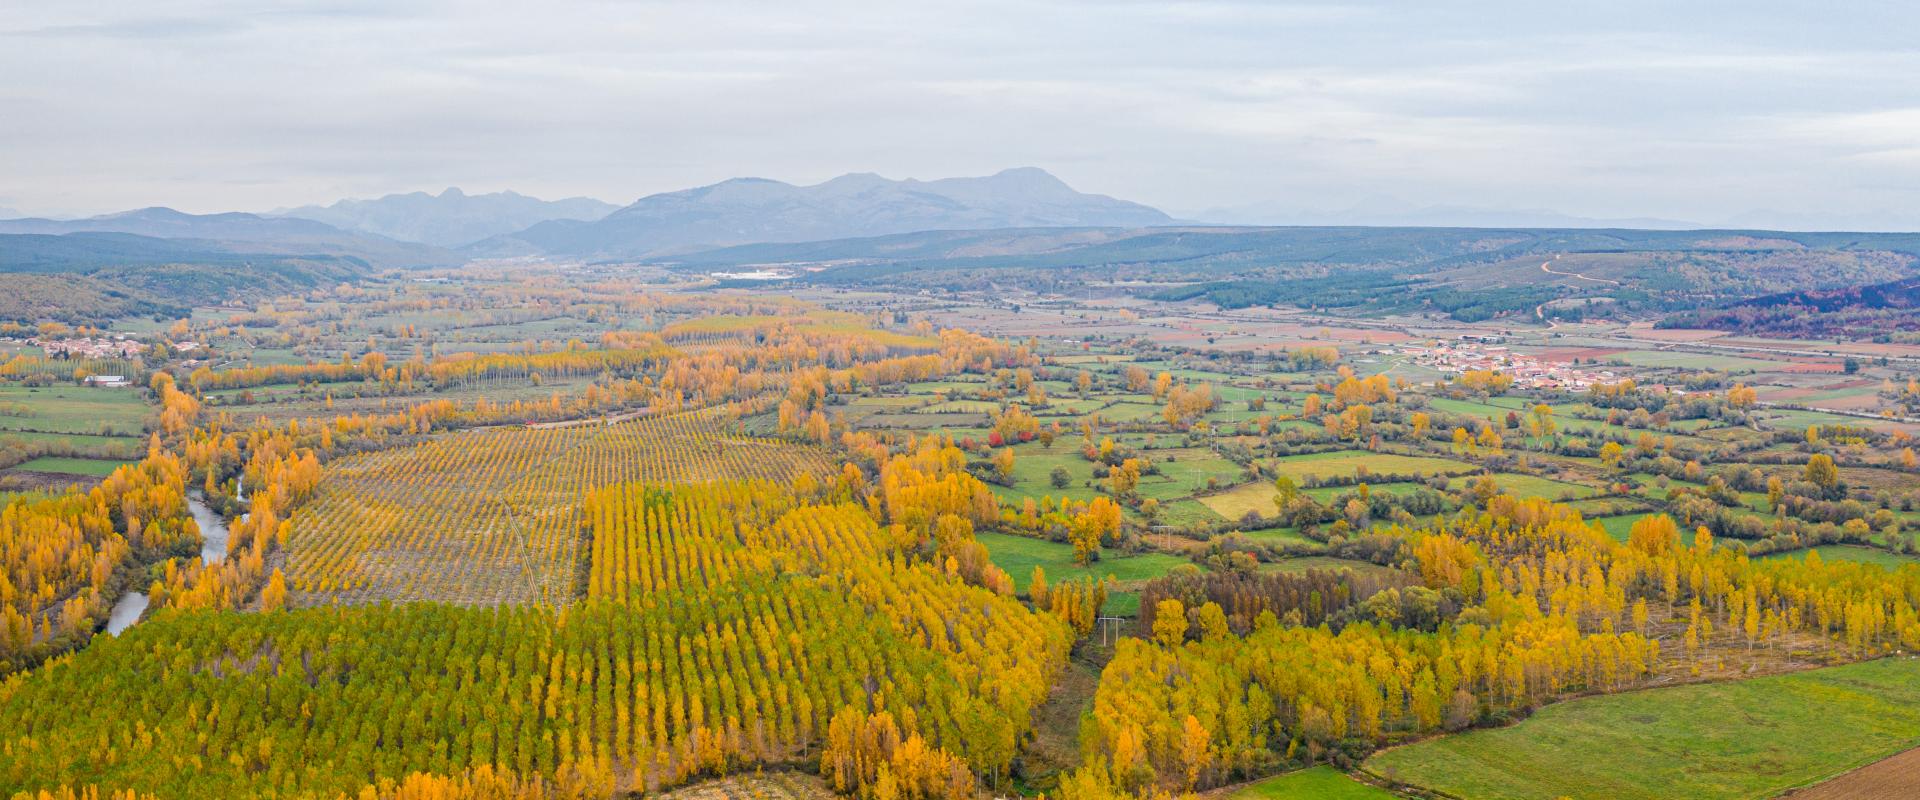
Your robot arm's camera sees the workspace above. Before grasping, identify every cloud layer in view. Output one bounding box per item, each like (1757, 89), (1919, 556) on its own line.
(4, 1), (1919, 229)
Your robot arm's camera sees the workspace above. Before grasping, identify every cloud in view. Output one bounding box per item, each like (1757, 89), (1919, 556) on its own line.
(0, 0), (1918, 229)
(1779, 108), (1920, 160)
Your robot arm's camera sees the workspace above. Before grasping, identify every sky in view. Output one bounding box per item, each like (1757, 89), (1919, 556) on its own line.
(4, 1), (1920, 230)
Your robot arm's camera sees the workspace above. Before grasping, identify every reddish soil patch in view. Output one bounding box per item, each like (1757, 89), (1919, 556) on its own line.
(1785, 745), (1920, 799)
(1819, 379), (1879, 391)
(0, 470), (102, 493)
(1839, 341), (1920, 358)
(1779, 361), (1847, 374)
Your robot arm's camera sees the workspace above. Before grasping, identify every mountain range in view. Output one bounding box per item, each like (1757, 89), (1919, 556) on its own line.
(470, 167), (1174, 258)
(0, 169), (1172, 270)
(277, 188), (618, 248)
(0, 207), (455, 267)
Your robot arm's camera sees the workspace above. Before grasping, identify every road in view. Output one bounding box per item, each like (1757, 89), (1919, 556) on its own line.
(1603, 334), (1920, 366)
(1754, 400), (1920, 425)
(1539, 255), (1621, 286)
(524, 407), (653, 429)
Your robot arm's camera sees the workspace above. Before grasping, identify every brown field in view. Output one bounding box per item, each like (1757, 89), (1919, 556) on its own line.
(1623, 325), (1731, 342)
(655, 772), (837, 800)
(0, 469), (102, 494)
(1786, 746), (1920, 799)
(1779, 361), (1849, 374)
(1839, 467), (1920, 492)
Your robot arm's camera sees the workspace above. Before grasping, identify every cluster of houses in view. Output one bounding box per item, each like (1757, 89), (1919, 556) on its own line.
(19, 335), (147, 359)
(1399, 340), (1620, 391)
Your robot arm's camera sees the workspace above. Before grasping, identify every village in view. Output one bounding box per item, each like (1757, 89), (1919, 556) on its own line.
(1398, 339), (1620, 391)
(8, 334), (149, 360)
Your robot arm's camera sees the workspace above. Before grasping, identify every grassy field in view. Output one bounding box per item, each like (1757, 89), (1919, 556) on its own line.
(1760, 408), (1875, 430)
(997, 446), (1105, 504)
(1152, 497), (1228, 527)
(1198, 481), (1279, 520)
(1228, 766), (1399, 800)
(1136, 448), (1247, 500)
(1266, 450), (1476, 482)
(1761, 545), (1920, 570)
(1594, 513), (1659, 542)
(8, 456), (130, 476)
(1611, 350), (1783, 371)
(1202, 473), (1447, 522)
(1364, 657), (1920, 800)
(976, 530), (1191, 615)
(0, 429), (143, 448)
(1425, 396), (1530, 418)
(0, 384), (149, 437)
(1450, 472), (1597, 501)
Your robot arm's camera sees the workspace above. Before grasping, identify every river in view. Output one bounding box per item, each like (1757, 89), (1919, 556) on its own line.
(190, 491), (230, 566)
(105, 590), (147, 635)
(109, 492), (231, 636)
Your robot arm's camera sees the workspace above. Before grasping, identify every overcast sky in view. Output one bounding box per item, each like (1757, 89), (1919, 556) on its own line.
(4, 1), (1919, 229)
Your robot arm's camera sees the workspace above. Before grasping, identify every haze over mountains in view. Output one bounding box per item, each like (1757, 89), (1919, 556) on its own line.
(0, 168), (1176, 268)
(277, 188), (619, 248)
(5, 166), (1920, 332)
(472, 167), (1175, 258)
(0, 207), (454, 268)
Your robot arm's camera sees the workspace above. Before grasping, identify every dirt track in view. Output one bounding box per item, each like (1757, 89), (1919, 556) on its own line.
(523, 407), (653, 429)
(1786, 746), (1920, 799)
(1540, 256), (1622, 285)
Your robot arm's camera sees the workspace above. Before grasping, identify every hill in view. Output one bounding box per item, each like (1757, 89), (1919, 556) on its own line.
(1658, 274), (1920, 337)
(665, 225), (1920, 276)
(660, 225), (1920, 319)
(0, 230), (390, 324)
(473, 167), (1173, 258)
(0, 207), (457, 267)
(1738, 273), (1920, 312)
(277, 187), (617, 247)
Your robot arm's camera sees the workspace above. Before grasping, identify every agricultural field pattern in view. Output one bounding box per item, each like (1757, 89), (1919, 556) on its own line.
(9, 12), (1920, 796)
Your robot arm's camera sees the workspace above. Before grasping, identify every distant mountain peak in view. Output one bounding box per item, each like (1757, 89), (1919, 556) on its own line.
(818, 172), (892, 191)
(482, 168), (1172, 258)
(105, 206), (192, 220)
(278, 188), (618, 247)
(989, 165), (1065, 183)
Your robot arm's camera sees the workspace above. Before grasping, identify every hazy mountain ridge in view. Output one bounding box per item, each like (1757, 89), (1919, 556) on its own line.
(660, 224), (1920, 275)
(278, 187), (618, 248)
(0, 231), (378, 324)
(474, 167), (1174, 258)
(0, 207), (457, 268)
